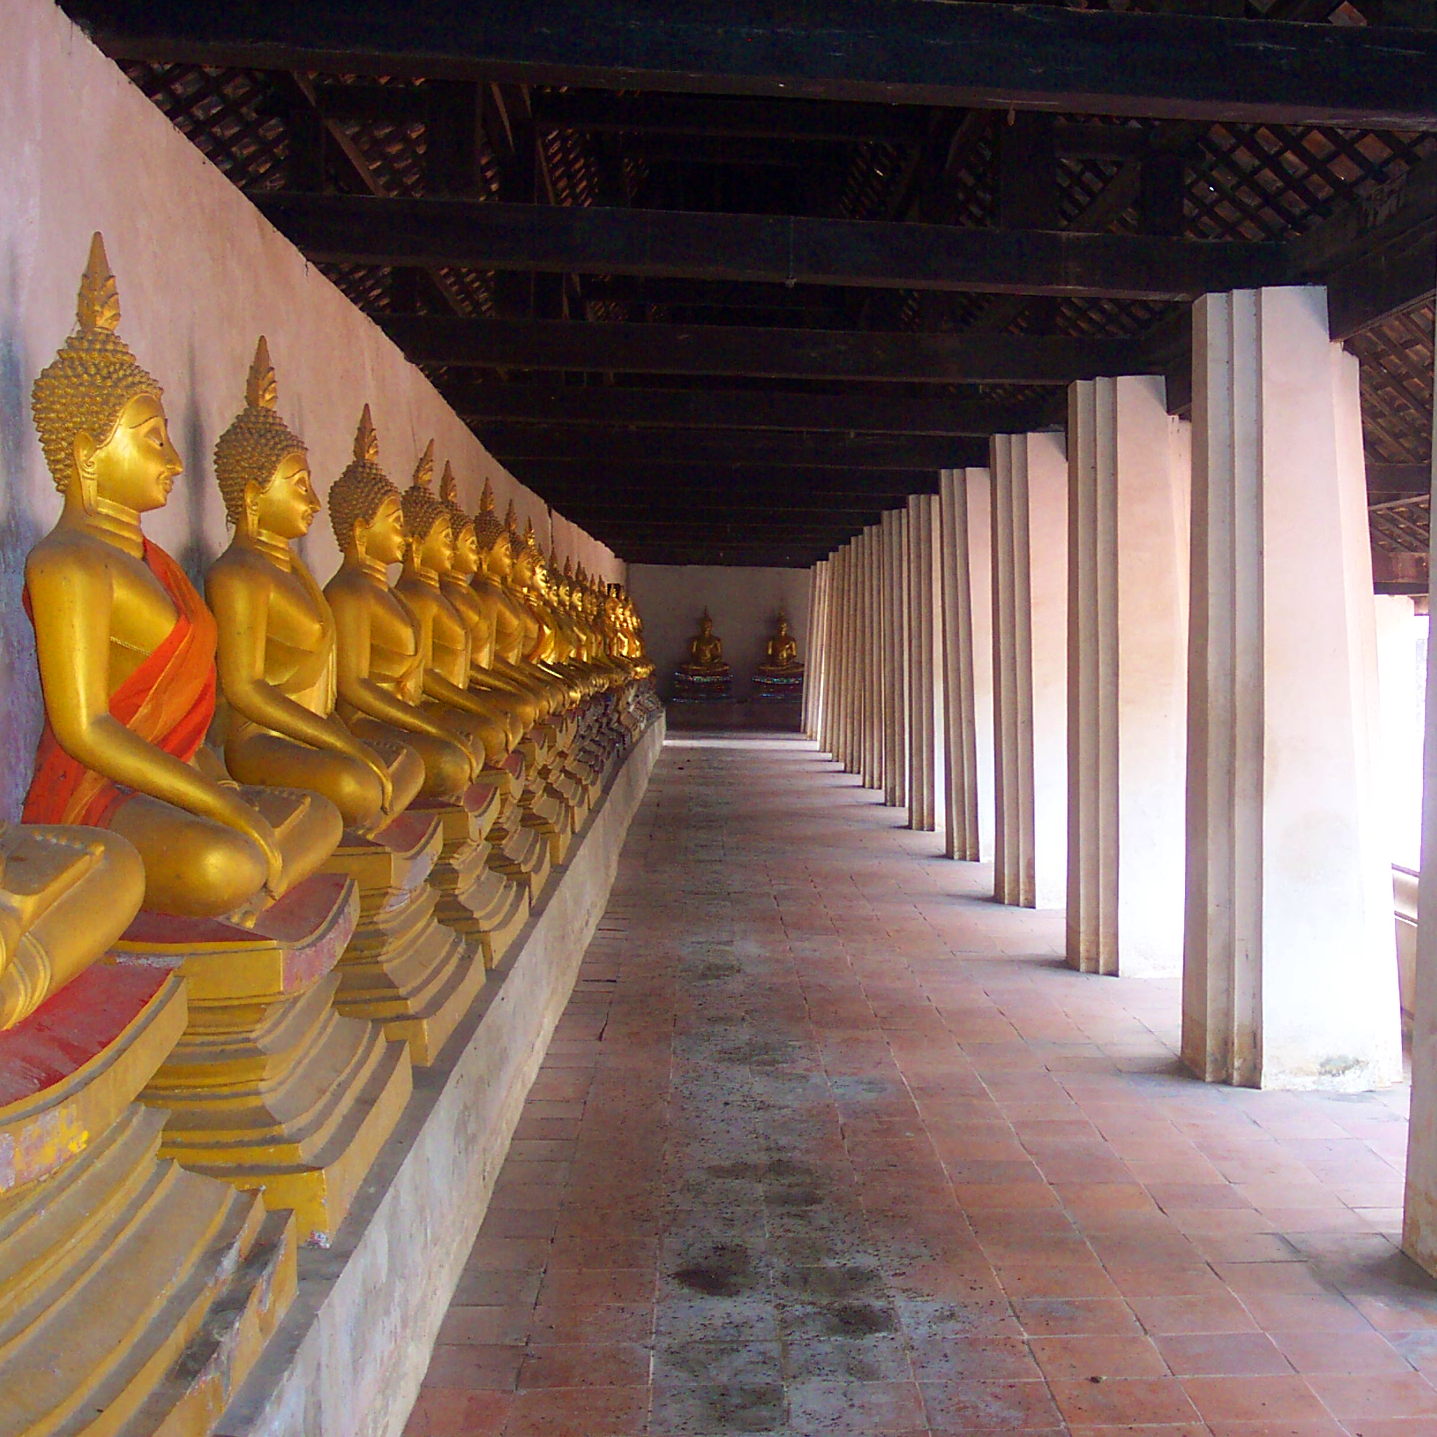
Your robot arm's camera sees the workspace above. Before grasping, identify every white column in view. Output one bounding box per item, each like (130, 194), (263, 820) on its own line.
(803, 560), (823, 738)
(1067, 376), (1191, 976)
(991, 433), (1068, 908)
(882, 512), (907, 808)
(1184, 286), (1399, 1090)
(938, 469), (995, 862)
(906, 494), (938, 832)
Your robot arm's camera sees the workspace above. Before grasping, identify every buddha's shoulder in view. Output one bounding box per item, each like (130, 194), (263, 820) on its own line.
(26, 525), (138, 583)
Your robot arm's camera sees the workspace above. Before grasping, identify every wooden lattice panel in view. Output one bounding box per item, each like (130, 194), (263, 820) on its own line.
(1349, 302), (1435, 467)
(1369, 492), (1431, 555)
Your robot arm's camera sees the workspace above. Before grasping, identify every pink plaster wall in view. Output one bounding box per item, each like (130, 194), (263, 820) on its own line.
(0, 0), (624, 820)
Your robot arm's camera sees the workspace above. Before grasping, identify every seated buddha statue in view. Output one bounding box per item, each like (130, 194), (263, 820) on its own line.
(682, 612), (730, 676)
(758, 613), (804, 675)
(437, 467), (543, 734)
(323, 408), (475, 801)
(23, 234), (339, 918)
(467, 488), (561, 721)
(396, 443), (521, 766)
(0, 820), (145, 1028)
(206, 338), (422, 833)
(512, 520), (584, 710)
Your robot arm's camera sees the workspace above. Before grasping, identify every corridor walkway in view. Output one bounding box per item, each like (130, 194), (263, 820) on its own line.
(403, 733), (1430, 1437)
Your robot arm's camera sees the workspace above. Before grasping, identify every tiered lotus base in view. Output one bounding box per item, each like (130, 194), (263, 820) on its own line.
(673, 669), (732, 701)
(113, 873), (412, 1244)
(486, 757), (556, 898)
(0, 964), (296, 1436)
(324, 812), (483, 1065)
(413, 784), (530, 972)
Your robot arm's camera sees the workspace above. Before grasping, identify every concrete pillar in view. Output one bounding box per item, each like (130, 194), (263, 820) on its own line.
(938, 469), (995, 862)
(991, 432), (1069, 908)
(804, 560), (827, 739)
(1067, 376), (1191, 976)
(1184, 286), (1399, 1090)
(865, 525), (885, 789)
(882, 512), (908, 808)
(906, 494), (939, 831)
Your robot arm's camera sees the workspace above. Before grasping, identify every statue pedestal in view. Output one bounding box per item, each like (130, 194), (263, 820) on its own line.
(112, 873), (412, 1244)
(413, 785), (530, 972)
(0, 965), (296, 1434)
(753, 670), (805, 700)
(325, 812), (485, 1064)
(513, 732), (578, 867)
(674, 669), (732, 701)
(483, 754), (555, 897)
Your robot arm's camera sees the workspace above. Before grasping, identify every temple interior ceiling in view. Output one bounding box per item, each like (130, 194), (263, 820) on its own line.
(61, 0), (1437, 582)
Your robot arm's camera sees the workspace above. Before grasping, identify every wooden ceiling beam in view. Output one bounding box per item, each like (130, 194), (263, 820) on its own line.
(389, 315), (1149, 383)
(454, 383), (1036, 435)
(479, 423), (986, 469)
(68, 0), (1437, 130)
(254, 193), (1282, 301)
(498, 459), (940, 497)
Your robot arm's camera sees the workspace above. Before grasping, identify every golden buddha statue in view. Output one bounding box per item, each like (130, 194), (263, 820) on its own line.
(396, 443), (520, 766)
(684, 611), (729, 674)
(23, 234), (340, 918)
(759, 612), (803, 674)
(438, 467), (542, 733)
(324, 410), (475, 801)
(207, 338), (422, 832)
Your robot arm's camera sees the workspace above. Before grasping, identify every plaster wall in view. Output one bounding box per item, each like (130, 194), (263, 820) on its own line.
(627, 564), (811, 699)
(0, 0), (622, 820)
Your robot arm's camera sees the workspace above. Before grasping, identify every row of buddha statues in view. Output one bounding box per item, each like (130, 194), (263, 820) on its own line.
(675, 609), (804, 700)
(0, 234), (659, 1436)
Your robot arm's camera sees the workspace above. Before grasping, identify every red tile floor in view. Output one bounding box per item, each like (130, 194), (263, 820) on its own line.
(403, 732), (1434, 1436)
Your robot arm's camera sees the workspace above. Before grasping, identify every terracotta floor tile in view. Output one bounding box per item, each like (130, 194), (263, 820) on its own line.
(1180, 1374), (1330, 1424)
(1049, 1375), (1203, 1426)
(1030, 1333), (1171, 1381)
(1304, 1371), (1437, 1419)
(397, 737), (1433, 1437)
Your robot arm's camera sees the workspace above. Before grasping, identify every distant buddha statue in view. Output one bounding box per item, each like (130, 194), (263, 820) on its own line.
(675, 610), (732, 700)
(684, 612), (730, 675)
(23, 234), (340, 917)
(758, 613), (803, 674)
(206, 338), (423, 832)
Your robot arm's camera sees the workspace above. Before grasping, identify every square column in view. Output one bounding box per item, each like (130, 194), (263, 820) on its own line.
(882, 511), (909, 808)
(1184, 286), (1399, 1090)
(991, 433), (1069, 908)
(938, 468), (995, 863)
(1067, 376), (1191, 976)
(906, 494), (939, 832)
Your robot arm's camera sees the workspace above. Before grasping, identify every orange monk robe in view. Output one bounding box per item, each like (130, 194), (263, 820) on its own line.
(22, 542), (218, 828)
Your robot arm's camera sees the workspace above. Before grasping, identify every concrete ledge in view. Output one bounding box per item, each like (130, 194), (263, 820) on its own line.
(218, 716), (665, 1437)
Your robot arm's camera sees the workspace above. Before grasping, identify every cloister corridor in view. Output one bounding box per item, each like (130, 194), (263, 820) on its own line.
(403, 731), (1428, 1437)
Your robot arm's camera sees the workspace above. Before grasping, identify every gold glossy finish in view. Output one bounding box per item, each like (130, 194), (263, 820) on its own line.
(758, 613), (804, 674)
(326, 410), (475, 800)
(0, 820), (297, 1437)
(681, 611), (732, 676)
(208, 344), (478, 1064)
(24, 236), (338, 919)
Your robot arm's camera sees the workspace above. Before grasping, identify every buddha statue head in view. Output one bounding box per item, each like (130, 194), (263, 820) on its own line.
(329, 405), (405, 566)
(399, 440), (454, 576)
(32, 232), (181, 516)
(471, 477), (509, 579)
(214, 336), (318, 542)
(439, 462), (480, 579)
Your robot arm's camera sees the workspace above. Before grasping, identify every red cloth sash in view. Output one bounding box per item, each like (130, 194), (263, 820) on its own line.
(22, 540), (218, 828)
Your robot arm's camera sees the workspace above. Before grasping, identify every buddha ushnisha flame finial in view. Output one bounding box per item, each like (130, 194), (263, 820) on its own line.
(438, 461), (472, 539)
(214, 336), (307, 524)
(329, 404), (398, 548)
(400, 439), (447, 541)
(32, 233), (163, 492)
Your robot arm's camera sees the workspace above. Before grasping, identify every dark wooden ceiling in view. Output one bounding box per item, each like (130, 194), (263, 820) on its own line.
(63, 0), (1437, 579)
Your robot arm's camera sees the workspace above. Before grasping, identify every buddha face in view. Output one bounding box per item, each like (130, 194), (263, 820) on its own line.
(699, 617), (713, 637)
(418, 514), (455, 575)
(251, 451), (319, 541)
(483, 537), (513, 583)
(450, 525), (480, 579)
(358, 492), (406, 566)
(76, 392), (181, 512)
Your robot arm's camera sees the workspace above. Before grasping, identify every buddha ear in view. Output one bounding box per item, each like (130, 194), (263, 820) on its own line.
(71, 431), (100, 513)
(241, 479), (262, 527)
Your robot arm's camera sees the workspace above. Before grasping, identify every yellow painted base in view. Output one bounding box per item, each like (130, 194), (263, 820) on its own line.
(415, 799), (531, 969)
(326, 818), (482, 1066)
(0, 968), (297, 1437)
(112, 877), (413, 1244)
